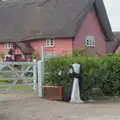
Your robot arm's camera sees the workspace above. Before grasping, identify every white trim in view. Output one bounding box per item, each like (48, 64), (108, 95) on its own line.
(4, 42), (12, 49)
(46, 38), (54, 47)
(85, 36), (95, 47)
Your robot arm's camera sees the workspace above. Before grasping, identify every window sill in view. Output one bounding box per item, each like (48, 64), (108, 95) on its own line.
(46, 46), (55, 48)
(4, 48), (11, 50)
(86, 46), (95, 48)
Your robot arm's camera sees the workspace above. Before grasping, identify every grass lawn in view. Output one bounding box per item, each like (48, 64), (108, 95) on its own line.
(0, 81), (32, 91)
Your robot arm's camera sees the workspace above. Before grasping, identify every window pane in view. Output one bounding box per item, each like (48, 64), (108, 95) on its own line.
(86, 40), (89, 45)
(46, 40), (49, 44)
(91, 40), (94, 45)
(90, 40), (92, 45)
(86, 36), (95, 46)
(51, 39), (54, 44)
(51, 40), (53, 45)
(46, 38), (54, 47)
(5, 42), (12, 49)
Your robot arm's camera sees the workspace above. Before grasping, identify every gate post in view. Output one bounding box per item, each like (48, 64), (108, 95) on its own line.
(38, 60), (44, 97)
(33, 59), (37, 96)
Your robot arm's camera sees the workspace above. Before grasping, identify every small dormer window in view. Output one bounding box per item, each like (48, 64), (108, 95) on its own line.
(5, 42), (12, 49)
(46, 38), (54, 47)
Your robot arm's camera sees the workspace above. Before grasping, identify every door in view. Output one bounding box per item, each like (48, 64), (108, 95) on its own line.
(15, 55), (21, 61)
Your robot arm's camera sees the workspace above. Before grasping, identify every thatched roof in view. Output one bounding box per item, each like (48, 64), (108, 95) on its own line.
(0, 0), (113, 42)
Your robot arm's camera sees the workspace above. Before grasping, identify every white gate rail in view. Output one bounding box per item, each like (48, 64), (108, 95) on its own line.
(0, 60), (37, 95)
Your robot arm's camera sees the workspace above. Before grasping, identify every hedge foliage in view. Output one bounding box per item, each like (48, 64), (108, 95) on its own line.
(44, 54), (120, 99)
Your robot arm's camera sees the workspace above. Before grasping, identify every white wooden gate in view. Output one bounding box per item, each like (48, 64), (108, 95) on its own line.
(0, 60), (38, 95)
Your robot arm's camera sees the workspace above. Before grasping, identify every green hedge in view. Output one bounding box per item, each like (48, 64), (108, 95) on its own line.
(44, 55), (120, 99)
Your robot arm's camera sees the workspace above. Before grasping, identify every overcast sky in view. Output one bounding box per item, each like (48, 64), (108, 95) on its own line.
(103, 0), (120, 31)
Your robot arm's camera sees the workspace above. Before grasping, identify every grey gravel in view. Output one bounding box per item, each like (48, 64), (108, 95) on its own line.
(0, 93), (120, 120)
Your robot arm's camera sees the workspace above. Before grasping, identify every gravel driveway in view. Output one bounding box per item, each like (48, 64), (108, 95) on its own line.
(0, 93), (120, 120)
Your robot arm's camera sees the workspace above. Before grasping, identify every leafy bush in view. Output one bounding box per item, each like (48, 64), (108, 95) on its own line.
(73, 48), (88, 57)
(44, 55), (120, 99)
(32, 51), (40, 60)
(0, 52), (5, 59)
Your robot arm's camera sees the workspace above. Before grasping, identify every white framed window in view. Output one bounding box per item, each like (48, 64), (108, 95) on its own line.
(46, 38), (54, 47)
(4, 42), (12, 49)
(85, 36), (95, 47)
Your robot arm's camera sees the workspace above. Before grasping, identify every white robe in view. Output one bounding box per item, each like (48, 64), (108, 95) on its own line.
(69, 63), (83, 103)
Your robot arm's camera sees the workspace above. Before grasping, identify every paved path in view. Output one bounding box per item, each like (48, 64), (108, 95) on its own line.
(0, 94), (120, 120)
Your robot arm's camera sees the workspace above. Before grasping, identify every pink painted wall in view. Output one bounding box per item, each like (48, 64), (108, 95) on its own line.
(115, 46), (120, 53)
(0, 38), (72, 60)
(73, 11), (106, 56)
(30, 38), (73, 57)
(0, 43), (11, 54)
(14, 47), (23, 54)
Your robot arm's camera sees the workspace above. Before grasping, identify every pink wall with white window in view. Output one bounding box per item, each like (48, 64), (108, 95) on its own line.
(0, 43), (11, 54)
(30, 38), (73, 57)
(0, 38), (73, 60)
(73, 11), (106, 56)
